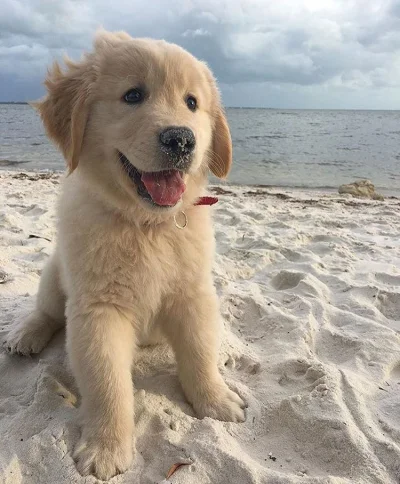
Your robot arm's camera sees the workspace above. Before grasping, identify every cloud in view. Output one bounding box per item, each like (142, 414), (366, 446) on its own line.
(182, 28), (211, 38)
(1, 0), (400, 108)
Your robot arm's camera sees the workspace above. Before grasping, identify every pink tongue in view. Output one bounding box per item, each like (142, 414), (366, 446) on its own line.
(141, 170), (186, 206)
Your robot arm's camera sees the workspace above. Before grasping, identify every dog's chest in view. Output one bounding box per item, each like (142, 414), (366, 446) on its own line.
(96, 224), (200, 296)
(61, 207), (211, 311)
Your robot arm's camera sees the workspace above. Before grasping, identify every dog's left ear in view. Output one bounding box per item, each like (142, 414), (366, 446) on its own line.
(209, 107), (232, 179)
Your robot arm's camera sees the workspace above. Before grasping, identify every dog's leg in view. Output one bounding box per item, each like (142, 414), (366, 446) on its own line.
(163, 289), (246, 422)
(4, 254), (66, 355)
(67, 302), (135, 480)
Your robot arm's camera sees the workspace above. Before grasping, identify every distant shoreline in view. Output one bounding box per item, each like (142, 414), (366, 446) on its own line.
(0, 170), (398, 199)
(2, 102), (400, 111)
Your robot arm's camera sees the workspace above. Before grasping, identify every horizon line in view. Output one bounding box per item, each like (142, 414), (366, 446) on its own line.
(1, 102), (399, 111)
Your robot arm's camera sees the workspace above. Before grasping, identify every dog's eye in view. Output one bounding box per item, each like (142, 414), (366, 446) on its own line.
(123, 88), (144, 104)
(186, 96), (197, 112)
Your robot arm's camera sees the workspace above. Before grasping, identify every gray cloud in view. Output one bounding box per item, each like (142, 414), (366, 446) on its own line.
(1, 0), (400, 108)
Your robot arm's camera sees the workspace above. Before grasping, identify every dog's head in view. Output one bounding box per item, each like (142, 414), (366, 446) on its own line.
(34, 30), (231, 216)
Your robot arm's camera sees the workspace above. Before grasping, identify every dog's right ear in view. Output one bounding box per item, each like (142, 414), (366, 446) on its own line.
(209, 107), (232, 179)
(32, 56), (95, 174)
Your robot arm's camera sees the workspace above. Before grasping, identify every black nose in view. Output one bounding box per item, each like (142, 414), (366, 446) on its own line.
(159, 127), (195, 156)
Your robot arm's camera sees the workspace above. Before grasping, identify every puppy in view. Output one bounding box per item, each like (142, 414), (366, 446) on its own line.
(4, 30), (245, 480)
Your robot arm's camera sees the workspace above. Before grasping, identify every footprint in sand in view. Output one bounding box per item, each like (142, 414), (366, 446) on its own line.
(277, 359), (326, 390)
(280, 248), (302, 262)
(19, 205), (48, 217)
(316, 327), (364, 365)
(375, 291), (400, 328)
(376, 363), (400, 435)
(273, 360), (334, 413)
(242, 211), (265, 221)
(271, 271), (305, 291)
(375, 273), (400, 287)
(224, 354), (261, 375)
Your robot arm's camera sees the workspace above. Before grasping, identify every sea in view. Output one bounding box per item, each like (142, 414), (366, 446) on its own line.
(1, 104), (399, 195)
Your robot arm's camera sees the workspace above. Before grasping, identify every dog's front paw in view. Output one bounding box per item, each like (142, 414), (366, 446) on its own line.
(3, 314), (53, 356)
(193, 380), (246, 423)
(73, 434), (133, 480)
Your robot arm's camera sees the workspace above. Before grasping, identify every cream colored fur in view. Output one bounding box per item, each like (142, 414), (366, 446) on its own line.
(4, 30), (245, 480)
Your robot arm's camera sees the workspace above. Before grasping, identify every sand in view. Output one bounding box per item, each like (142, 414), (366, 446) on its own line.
(0, 171), (399, 484)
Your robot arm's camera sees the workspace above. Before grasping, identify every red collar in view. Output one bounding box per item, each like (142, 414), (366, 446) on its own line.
(194, 196), (219, 206)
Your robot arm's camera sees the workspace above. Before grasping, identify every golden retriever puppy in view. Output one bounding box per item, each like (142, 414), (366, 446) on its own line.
(4, 30), (245, 479)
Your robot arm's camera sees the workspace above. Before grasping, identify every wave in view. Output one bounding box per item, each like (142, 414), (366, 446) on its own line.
(0, 159), (31, 166)
(247, 135), (287, 140)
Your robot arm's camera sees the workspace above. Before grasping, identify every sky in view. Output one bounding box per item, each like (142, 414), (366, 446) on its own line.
(1, 0), (400, 109)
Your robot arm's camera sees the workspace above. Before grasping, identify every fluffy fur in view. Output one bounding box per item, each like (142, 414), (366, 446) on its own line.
(4, 30), (245, 480)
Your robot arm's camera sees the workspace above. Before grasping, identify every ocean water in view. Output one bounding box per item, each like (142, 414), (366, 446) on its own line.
(1, 104), (399, 194)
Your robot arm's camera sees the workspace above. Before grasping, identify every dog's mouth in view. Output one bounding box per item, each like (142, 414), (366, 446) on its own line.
(118, 152), (186, 207)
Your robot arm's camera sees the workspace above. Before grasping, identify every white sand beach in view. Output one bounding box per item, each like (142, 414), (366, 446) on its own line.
(0, 171), (399, 484)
